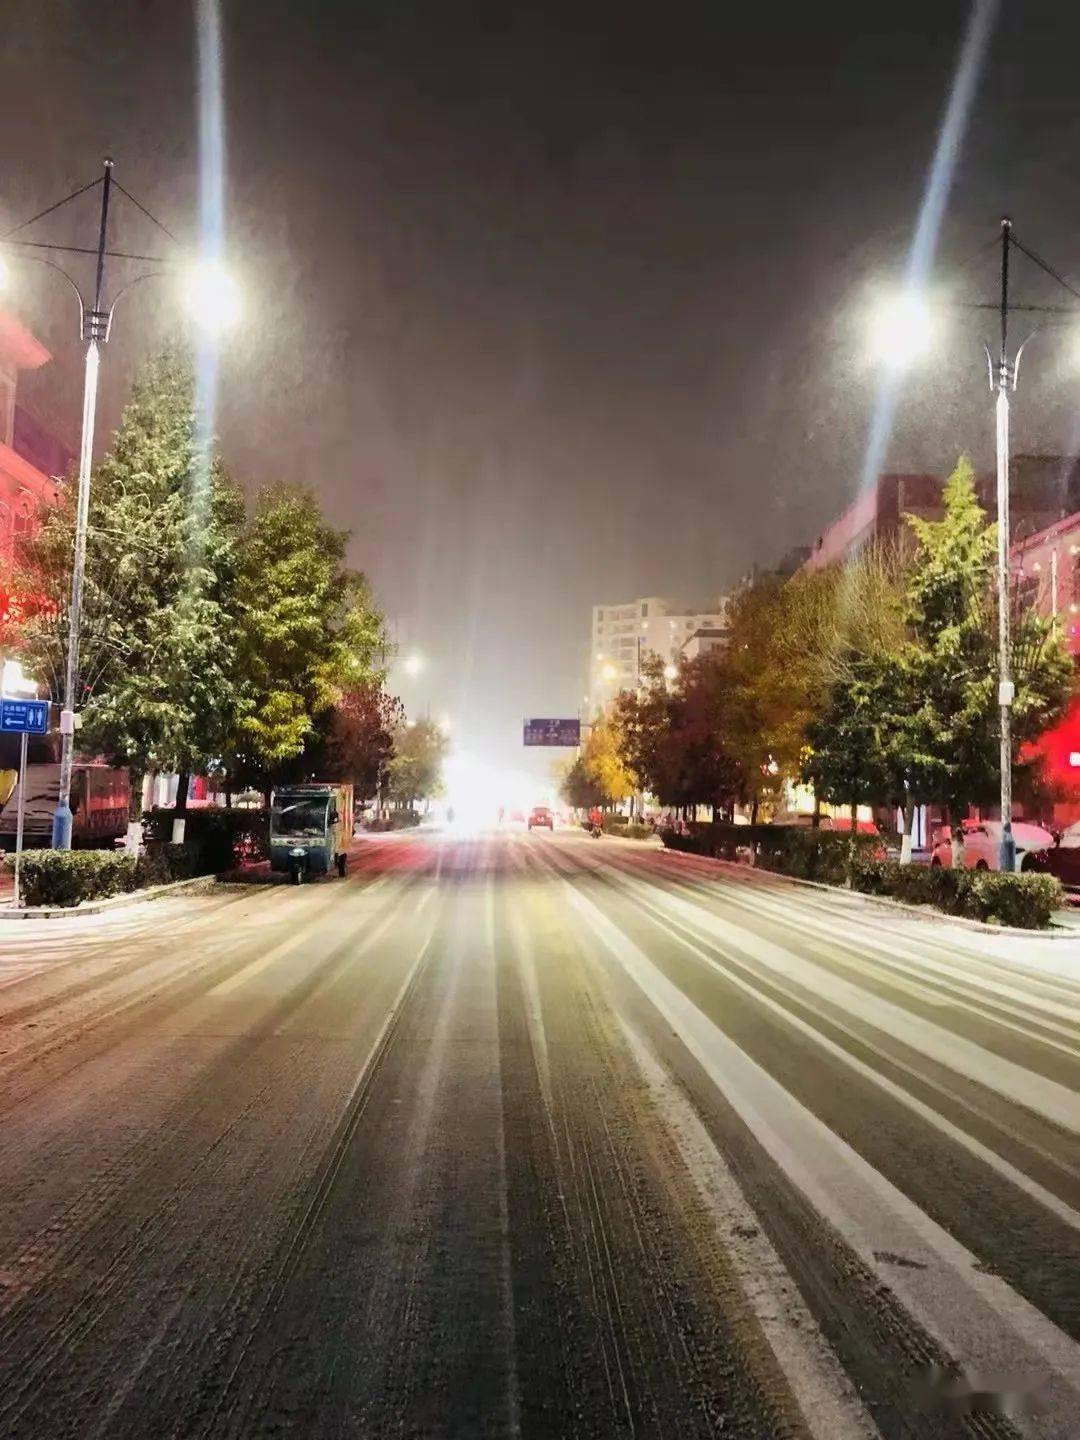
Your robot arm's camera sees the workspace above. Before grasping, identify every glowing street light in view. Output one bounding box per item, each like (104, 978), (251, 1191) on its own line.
(601, 662), (618, 682)
(181, 258), (241, 335)
(662, 663), (678, 681)
(403, 652), (425, 679)
(867, 288), (935, 372)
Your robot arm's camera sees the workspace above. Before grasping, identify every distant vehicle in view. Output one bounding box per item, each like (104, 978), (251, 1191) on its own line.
(930, 819), (1053, 871)
(0, 759), (129, 849)
(528, 806), (554, 831)
(270, 782), (353, 884)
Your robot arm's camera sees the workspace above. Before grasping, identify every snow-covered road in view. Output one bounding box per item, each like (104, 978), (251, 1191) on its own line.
(0, 828), (1076, 1438)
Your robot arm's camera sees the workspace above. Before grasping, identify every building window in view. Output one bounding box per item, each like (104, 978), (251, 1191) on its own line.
(641, 602), (648, 617)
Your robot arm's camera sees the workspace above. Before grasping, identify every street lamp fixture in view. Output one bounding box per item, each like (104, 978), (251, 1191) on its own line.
(867, 288), (936, 371)
(0, 158), (239, 849)
(181, 258), (241, 335)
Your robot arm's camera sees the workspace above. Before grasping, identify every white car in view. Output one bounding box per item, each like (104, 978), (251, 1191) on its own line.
(930, 819), (1054, 872)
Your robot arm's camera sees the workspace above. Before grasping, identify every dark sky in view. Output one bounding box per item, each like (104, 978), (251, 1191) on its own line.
(5, 1), (1080, 776)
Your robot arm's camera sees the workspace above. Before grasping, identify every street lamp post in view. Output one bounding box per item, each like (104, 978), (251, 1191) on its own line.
(992, 219), (1016, 873)
(53, 163), (114, 849)
(0, 159), (239, 848)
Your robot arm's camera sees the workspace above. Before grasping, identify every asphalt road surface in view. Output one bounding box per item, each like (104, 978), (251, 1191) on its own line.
(0, 828), (1078, 1440)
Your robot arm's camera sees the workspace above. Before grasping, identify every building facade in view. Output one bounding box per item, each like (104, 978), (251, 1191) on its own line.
(0, 311), (70, 563)
(802, 473), (942, 573)
(680, 626), (730, 662)
(802, 459), (1080, 578)
(1013, 511), (1080, 653)
(588, 595), (728, 714)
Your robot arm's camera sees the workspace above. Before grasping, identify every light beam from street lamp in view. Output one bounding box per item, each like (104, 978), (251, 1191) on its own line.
(868, 289), (934, 372)
(181, 258), (240, 335)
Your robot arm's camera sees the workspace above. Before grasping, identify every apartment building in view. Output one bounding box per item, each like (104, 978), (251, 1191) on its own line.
(587, 594), (728, 714)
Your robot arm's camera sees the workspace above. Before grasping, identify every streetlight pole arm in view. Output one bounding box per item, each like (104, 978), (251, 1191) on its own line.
(0, 248), (86, 332)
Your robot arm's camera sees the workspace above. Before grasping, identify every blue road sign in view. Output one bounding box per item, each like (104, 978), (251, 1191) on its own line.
(0, 699), (49, 734)
(523, 717), (581, 747)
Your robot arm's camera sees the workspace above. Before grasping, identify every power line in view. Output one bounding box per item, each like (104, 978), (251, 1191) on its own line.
(1009, 232), (1080, 306)
(1, 175), (103, 240)
(113, 182), (178, 246)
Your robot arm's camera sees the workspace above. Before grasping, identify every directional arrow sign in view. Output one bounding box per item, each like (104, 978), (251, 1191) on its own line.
(0, 699), (49, 735)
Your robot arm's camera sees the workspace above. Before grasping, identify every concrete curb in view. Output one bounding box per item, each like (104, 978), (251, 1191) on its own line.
(0, 873), (219, 921)
(659, 847), (1080, 940)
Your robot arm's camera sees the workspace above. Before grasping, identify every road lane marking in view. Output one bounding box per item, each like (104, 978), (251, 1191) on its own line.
(486, 879), (522, 1438)
(617, 1013), (880, 1440)
(607, 875), (1080, 1230)
(565, 880), (1080, 1437)
(614, 876), (1080, 1137)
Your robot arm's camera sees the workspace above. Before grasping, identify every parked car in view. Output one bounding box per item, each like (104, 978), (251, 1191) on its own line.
(528, 806), (554, 831)
(1022, 823), (1080, 893)
(930, 819), (1054, 871)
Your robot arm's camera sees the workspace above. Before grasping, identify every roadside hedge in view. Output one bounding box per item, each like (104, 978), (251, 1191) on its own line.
(660, 822), (879, 881)
(143, 806), (269, 872)
(601, 815), (654, 840)
(17, 845), (203, 908)
(364, 810), (420, 832)
(851, 857), (1063, 929)
(657, 824), (1063, 929)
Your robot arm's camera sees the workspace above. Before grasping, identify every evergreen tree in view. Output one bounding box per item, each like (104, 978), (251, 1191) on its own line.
(802, 653), (897, 833)
(17, 346), (243, 821)
(904, 456), (1072, 860)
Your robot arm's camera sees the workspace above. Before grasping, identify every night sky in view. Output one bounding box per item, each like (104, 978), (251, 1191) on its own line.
(6, 1), (1080, 776)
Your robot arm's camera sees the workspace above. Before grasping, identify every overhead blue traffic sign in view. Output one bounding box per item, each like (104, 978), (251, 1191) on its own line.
(0, 699), (49, 734)
(523, 717), (581, 747)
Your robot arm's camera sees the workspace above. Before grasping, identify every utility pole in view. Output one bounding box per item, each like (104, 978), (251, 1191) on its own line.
(994, 217), (1016, 874)
(53, 160), (113, 849)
